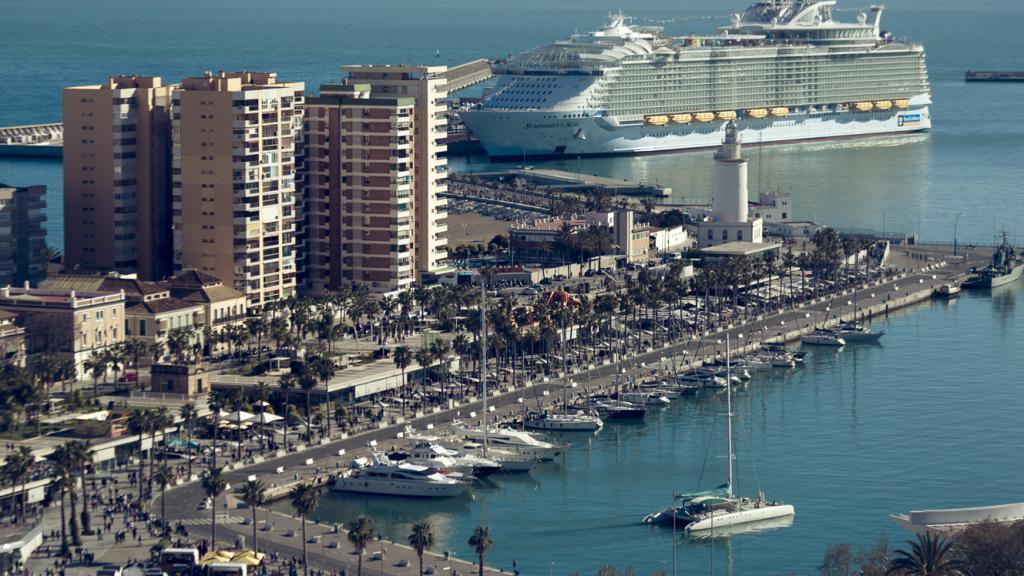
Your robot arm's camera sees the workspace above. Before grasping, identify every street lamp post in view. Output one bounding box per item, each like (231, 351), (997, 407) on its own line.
(954, 212), (962, 257)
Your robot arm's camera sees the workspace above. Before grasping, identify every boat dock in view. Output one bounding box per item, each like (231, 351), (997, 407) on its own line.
(0, 122), (63, 158)
(446, 167), (670, 215)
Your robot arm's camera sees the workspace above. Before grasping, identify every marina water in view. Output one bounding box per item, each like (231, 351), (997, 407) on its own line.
(271, 285), (1024, 574)
(2, 0), (1023, 571)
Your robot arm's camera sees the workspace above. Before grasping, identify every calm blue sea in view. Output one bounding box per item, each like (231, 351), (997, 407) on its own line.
(278, 285), (1024, 575)
(2, 0), (1024, 251)
(3, 2), (1024, 571)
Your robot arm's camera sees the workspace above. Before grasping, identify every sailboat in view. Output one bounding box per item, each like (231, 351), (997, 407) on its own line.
(643, 336), (795, 531)
(801, 300), (846, 346)
(525, 314), (603, 431)
(459, 284), (560, 468)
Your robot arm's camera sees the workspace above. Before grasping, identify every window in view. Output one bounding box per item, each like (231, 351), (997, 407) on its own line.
(722, 230), (728, 240)
(139, 320), (146, 336)
(95, 310), (104, 320)
(707, 230), (713, 240)
(737, 230), (743, 241)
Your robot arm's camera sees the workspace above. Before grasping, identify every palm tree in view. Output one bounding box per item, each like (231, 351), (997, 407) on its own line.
(292, 363), (317, 443)
(207, 394), (224, 467)
(414, 347), (433, 398)
(106, 343), (126, 392)
(153, 463), (175, 530)
(127, 409), (151, 503)
(124, 339), (150, 387)
(2, 446), (33, 523)
(148, 407), (172, 497)
(886, 533), (961, 576)
(48, 444), (72, 555)
(201, 466), (227, 548)
(246, 316), (268, 360)
(180, 403), (198, 479)
(289, 483), (320, 576)
(84, 351), (106, 398)
(241, 479), (267, 553)
(66, 440), (93, 534)
(309, 356), (337, 438)
(278, 373), (296, 453)
(347, 515), (377, 576)
(393, 346), (412, 415)
(468, 526), (494, 576)
(408, 522), (435, 576)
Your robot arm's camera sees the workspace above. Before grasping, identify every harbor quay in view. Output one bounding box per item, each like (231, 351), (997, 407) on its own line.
(19, 240), (977, 576)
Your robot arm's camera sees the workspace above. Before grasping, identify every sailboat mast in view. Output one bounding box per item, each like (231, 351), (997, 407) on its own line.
(480, 281), (488, 456)
(726, 334), (734, 496)
(561, 312), (568, 414)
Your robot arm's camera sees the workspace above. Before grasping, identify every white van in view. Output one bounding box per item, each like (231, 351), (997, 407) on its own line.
(207, 563), (247, 576)
(160, 548), (200, 574)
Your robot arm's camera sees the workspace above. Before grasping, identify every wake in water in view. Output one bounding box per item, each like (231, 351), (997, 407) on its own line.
(766, 133), (930, 154)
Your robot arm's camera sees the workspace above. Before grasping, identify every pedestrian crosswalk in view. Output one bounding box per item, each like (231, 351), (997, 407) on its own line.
(176, 516), (244, 526)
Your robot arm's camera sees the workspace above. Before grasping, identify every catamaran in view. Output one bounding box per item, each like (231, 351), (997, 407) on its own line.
(643, 336), (795, 531)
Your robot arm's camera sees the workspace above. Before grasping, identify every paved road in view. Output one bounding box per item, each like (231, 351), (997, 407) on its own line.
(161, 244), (977, 575)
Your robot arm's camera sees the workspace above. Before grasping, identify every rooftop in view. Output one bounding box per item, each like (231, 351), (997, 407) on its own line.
(0, 286), (124, 307)
(699, 241), (783, 257)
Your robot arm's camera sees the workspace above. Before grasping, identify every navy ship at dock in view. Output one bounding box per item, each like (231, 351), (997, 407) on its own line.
(962, 233), (1024, 289)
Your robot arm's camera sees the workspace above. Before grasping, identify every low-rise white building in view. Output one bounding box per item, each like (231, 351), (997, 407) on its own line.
(650, 225), (691, 252)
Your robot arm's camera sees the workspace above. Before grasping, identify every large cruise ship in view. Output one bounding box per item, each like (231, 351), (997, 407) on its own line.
(460, 0), (931, 158)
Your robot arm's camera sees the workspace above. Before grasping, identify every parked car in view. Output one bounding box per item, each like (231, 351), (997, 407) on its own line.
(117, 373), (138, 383)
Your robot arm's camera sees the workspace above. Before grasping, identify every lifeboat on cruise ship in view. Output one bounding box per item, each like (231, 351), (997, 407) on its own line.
(694, 112), (716, 122)
(746, 108), (769, 119)
(769, 107), (789, 117)
(645, 115), (669, 126)
(853, 102), (874, 112)
(670, 114), (692, 124)
(874, 100), (893, 110)
(716, 110), (737, 121)
(894, 99), (910, 109)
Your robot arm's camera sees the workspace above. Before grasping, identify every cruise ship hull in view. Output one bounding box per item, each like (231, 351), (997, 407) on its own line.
(460, 107), (930, 159)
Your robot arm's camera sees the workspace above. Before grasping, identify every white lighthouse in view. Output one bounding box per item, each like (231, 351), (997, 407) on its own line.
(712, 122), (748, 223)
(697, 121), (762, 248)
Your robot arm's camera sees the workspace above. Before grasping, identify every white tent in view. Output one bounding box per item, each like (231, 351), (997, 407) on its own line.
(254, 412), (284, 425)
(219, 410), (256, 423)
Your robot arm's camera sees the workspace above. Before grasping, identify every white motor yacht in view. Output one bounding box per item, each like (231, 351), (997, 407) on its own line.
(620, 391), (671, 406)
(332, 456), (468, 498)
(391, 442), (502, 477)
(524, 410), (603, 432)
(458, 442), (539, 473)
(676, 372), (727, 388)
(457, 425), (561, 460)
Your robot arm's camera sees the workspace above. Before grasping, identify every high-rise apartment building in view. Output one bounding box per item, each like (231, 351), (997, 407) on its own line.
(171, 71), (304, 307)
(0, 184), (47, 286)
(63, 76), (173, 280)
(302, 83), (417, 293)
(339, 66), (450, 280)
